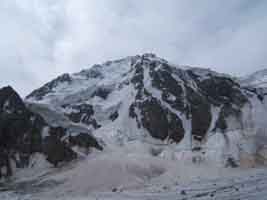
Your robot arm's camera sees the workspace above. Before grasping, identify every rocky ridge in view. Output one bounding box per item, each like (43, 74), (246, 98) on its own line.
(0, 86), (102, 178)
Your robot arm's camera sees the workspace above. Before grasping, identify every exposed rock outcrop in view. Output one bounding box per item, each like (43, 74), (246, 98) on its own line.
(0, 86), (102, 178)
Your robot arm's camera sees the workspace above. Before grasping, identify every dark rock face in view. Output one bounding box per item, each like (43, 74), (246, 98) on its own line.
(0, 86), (102, 177)
(48, 126), (66, 138)
(191, 103), (212, 141)
(127, 56), (250, 143)
(138, 97), (184, 142)
(129, 62), (185, 143)
(129, 59), (185, 142)
(148, 64), (214, 141)
(0, 86), (27, 113)
(214, 104), (243, 132)
(91, 87), (112, 100)
(0, 86), (45, 177)
(187, 74), (249, 137)
(150, 65), (185, 111)
(185, 86), (212, 140)
(131, 62), (144, 91)
(197, 76), (248, 106)
(43, 135), (77, 167)
(62, 104), (101, 129)
(193, 76), (248, 134)
(43, 127), (103, 167)
(69, 133), (103, 151)
(109, 111), (119, 121)
(26, 73), (72, 100)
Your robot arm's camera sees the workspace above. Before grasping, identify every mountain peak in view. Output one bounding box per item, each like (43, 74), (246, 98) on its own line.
(26, 54), (250, 145)
(0, 85), (17, 94)
(0, 85), (26, 114)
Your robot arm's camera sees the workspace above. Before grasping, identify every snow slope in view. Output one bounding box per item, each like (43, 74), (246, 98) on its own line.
(240, 68), (267, 88)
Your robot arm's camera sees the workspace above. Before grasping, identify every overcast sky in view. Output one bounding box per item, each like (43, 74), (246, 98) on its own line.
(0, 0), (267, 97)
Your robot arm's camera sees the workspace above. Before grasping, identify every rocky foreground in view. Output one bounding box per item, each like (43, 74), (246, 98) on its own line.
(1, 164), (267, 200)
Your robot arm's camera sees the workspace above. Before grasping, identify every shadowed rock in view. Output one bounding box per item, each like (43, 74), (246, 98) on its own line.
(0, 86), (103, 177)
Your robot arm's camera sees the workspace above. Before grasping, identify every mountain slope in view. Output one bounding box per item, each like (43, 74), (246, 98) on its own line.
(26, 54), (267, 167)
(0, 86), (45, 177)
(239, 68), (267, 88)
(0, 86), (102, 178)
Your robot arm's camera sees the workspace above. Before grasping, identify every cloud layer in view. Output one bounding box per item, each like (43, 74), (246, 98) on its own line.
(1, 0), (267, 96)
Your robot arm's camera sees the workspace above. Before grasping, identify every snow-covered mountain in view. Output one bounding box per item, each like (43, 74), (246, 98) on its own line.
(1, 54), (267, 199)
(25, 53), (267, 168)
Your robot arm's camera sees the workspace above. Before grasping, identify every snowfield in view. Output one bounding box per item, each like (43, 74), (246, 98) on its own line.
(1, 143), (267, 200)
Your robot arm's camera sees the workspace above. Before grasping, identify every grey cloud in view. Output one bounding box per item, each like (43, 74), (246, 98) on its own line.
(0, 0), (267, 96)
